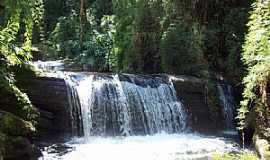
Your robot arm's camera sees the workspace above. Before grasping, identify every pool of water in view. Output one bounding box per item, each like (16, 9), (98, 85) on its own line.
(40, 133), (242, 160)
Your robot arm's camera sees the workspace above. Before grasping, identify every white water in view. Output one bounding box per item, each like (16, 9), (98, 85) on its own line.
(217, 84), (236, 129)
(76, 75), (95, 137)
(31, 60), (65, 72)
(65, 73), (187, 136)
(41, 133), (240, 160)
(31, 62), (244, 160)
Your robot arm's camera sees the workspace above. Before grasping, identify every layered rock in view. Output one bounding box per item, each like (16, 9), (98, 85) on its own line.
(22, 77), (72, 138)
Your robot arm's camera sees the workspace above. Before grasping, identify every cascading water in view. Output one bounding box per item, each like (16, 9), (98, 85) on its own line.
(32, 61), (251, 160)
(217, 83), (236, 129)
(65, 73), (186, 137)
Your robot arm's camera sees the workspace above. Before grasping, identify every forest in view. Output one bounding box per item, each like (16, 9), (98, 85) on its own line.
(0, 0), (269, 160)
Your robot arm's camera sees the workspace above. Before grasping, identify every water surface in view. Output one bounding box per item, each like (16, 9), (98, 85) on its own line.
(41, 133), (240, 160)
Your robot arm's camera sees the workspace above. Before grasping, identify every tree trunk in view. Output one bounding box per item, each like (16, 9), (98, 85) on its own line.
(80, 0), (87, 49)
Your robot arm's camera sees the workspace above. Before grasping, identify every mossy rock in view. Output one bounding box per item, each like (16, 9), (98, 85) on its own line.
(2, 136), (41, 160)
(0, 83), (39, 124)
(0, 110), (35, 138)
(0, 128), (41, 160)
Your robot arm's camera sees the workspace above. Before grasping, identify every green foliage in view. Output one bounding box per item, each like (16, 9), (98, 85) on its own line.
(132, 0), (162, 73)
(113, 0), (136, 71)
(200, 1), (250, 83)
(77, 17), (115, 72)
(40, 1), (116, 72)
(0, 0), (43, 125)
(39, 0), (250, 78)
(237, 0), (270, 131)
(160, 21), (206, 76)
(48, 15), (80, 58)
(223, 8), (249, 78)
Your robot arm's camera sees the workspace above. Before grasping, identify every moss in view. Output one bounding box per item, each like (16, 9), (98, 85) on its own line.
(3, 136), (40, 160)
(0, 116), (40, 160)
(12, 64), (41, 86)
(0, 111), (35, 138)
(0, 79), (39, 125)
(212, 152), (258, 160)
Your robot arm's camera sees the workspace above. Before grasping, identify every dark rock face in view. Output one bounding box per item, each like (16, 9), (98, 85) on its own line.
(171, 76), (221, 133)
(22, 77), (72, 139)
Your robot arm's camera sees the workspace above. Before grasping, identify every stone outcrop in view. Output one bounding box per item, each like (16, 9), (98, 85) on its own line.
(22, 77), (72, 138)
(171, 75), (222, 133)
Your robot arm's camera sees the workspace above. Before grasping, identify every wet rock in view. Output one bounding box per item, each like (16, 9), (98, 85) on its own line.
(171, 75), (222, 133)
(22, 77), (72, 138)
(41, 143), (74, 157)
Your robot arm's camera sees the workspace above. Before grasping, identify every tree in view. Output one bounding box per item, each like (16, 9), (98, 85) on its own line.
(80, 0), (87, 48)
(237, 0), (270, 136)
(160, 21), (206, 76)
(0, 0), (43, 123)
(132, 0), (162, 73)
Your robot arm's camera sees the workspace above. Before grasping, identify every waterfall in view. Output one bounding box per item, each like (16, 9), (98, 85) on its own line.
(217, 84), (236, 129)
(65, 73), (187, 137)
(30, 60), (65, 72)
